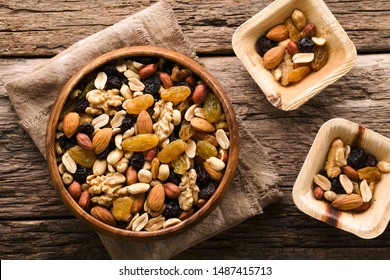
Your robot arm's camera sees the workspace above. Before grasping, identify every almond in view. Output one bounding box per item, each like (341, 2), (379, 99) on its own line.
(78, 190), (91, 209)
(163, 182), (180, 199)
(147, 183), (165, 211)
(76, 133), (93, 150)
(91, 206), (117, 227)
(331, 194), (363, 210)
(203, 161), (223, 181)
(92, 128), (112, 154)
(68, 180), (82, 200)
(130, 193), (145, 214)
(139, 64), (157, 80)
(136, 110), (153, 134)
(63, 112), (80, 138)
(263, 46), (286, 69)
(190, 117), (215, 133)
(192, 84), (207, 104)
(266, 24), (289, 41)
(159, 72), (173, 89)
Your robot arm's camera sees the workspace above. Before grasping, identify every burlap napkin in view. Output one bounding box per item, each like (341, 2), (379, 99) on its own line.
(5, 0), (282, 259)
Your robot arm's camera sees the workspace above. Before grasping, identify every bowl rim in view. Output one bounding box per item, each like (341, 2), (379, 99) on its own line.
(232, 0), (357, 111)
(45, 46), (240, 239)
(292, 118), (390, 239)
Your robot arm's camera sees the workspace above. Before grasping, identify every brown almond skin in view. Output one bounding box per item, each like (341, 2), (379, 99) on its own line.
(136, 110), (153, 134)
(331, 194), (363, 210)
(138, 64), (157, 80)
(130, 193), (145, 214)
(266, 24), (289, 42)
(68, 180), (82, 200)
(263, 46), (286, 69)
(147, 184), (165, 211)
(63, 112), (80, 138)
(92, 128), (112, 155)
(78, 191), (91, 209)
(91, 206), (117, 227)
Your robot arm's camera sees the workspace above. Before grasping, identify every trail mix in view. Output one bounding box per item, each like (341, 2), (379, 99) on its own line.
(256, 9), (328, 86)
(313, 138), (390, 211)
(56, 56), (231, 231)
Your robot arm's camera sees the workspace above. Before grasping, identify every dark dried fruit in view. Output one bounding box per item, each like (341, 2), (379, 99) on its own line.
(166, 171), (182, 185)
(195, 164), (211, 188)
(74, 99), (89, 114)
(199, 182), (217, 200)
(162, 60), (175, 75)
(103, 64), (119, 76)
(164, 201), (182, 219)
(255, 35), (278, 57)
(58, 135), (77, 150)
(364, 154), (378, 167)
(175, 81), (194, 92)
(347, 147), (367, 170)
(73, 165), (88, 184)
(96, 148), (110, 160)
(129, 152), (145, 171)
(106, 76), (122, 89)
(330, 176), (346, 194)
(132, 56), (159, 65)
(143, 73), (161, 96)
(297, 37), (315, 53)
(120, 114), (135, 133)
(77, 122), (94, 136)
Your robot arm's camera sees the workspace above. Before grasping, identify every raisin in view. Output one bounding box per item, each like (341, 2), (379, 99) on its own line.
(161, 86), (191, 105)
(120, 114), (135, 133)
(347, 147), (367, 170)
(166, 171), (182, 185)
(297, 37), (315, 53)
(132, 56), (159, 65)
(199, 182), (217, 200)
(179, 121), (195, 141)
(122, 134), (159, 152)
(158, 139), (187, 163)
(311, 46), (328, 71)
(364, 154), (378, 167)
(75, 99), (89, 114)
(73, 165), (88, 184)
(175, 81), (194, 92)
(77, 122), (94, 136)
(196, 140), (218, 159)
(106, 75), (122, 89)
(195, 164), (211, 188)
(163, 60), (175, 75)
(125, 94), (155, 114)
(164, 201), (182, 219)
(203, 93), (222, 123)
(143, 73), (161, 95)
(103, 64), (119, 76)
(96, 148), (110, 160)
(112, 197), (133, 221)
(58, 135), (77, 150)
(171, 155), (188, 175)
(68, 145), (96, 168)
(129, 152), (145, 171)
(330, 177), (346, 194)
(255, 35), (278, 57)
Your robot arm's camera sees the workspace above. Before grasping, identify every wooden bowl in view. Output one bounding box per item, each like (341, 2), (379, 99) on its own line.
(293, 118), (390, 239)
(232, 0), (357, 111)
(45, 46), (239, 239)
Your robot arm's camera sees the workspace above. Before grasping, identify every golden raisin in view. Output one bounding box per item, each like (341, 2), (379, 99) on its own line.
(68, 145), (96, 168)
(161, 86), (191, 105)
(357, 166), (381, 183)
(196, 140), (218, 159)
(171, 155), (188, 175)
(122, 134), (159, 152)
(311, 46), (328, 71)
(125, 94), (155, 114)
(203, 93), (222, 124)
(158, 139), (187, 163)
(288, 66), (310, 83)
(179, 121), (195, 141)
(112, 197), (134, 221)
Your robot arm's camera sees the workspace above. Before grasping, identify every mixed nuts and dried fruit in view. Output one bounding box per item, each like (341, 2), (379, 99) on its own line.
(255, 9), (328, 86)
(313, 138), (390, 212)
(56, 56), (231, 232)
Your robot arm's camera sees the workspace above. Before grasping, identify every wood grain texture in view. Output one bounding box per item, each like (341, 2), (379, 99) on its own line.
(0, 0), (389, 56)
(1, 54), (390, 259)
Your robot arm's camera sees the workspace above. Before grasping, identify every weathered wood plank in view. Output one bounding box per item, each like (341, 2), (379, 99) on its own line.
(1, 54), (390, 259)
(0, 0), (389, 56)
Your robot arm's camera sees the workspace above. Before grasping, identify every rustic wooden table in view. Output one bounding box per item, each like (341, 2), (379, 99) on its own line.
(1, 0), (390, 259)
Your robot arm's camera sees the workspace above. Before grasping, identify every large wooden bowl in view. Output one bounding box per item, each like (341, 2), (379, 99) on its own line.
(232, 0), (357, 111)
(293, 118), (390, 239)
(46, 46), (239, 239)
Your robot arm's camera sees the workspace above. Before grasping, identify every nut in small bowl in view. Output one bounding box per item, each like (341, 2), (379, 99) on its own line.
(232, 0), (357, 111)
(293, 118), (390, 239)
(46, 46), (239, 239)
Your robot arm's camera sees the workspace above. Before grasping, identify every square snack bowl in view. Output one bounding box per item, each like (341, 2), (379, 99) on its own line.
(232, 0), (357, 111)
(293, 118), (390, 239)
